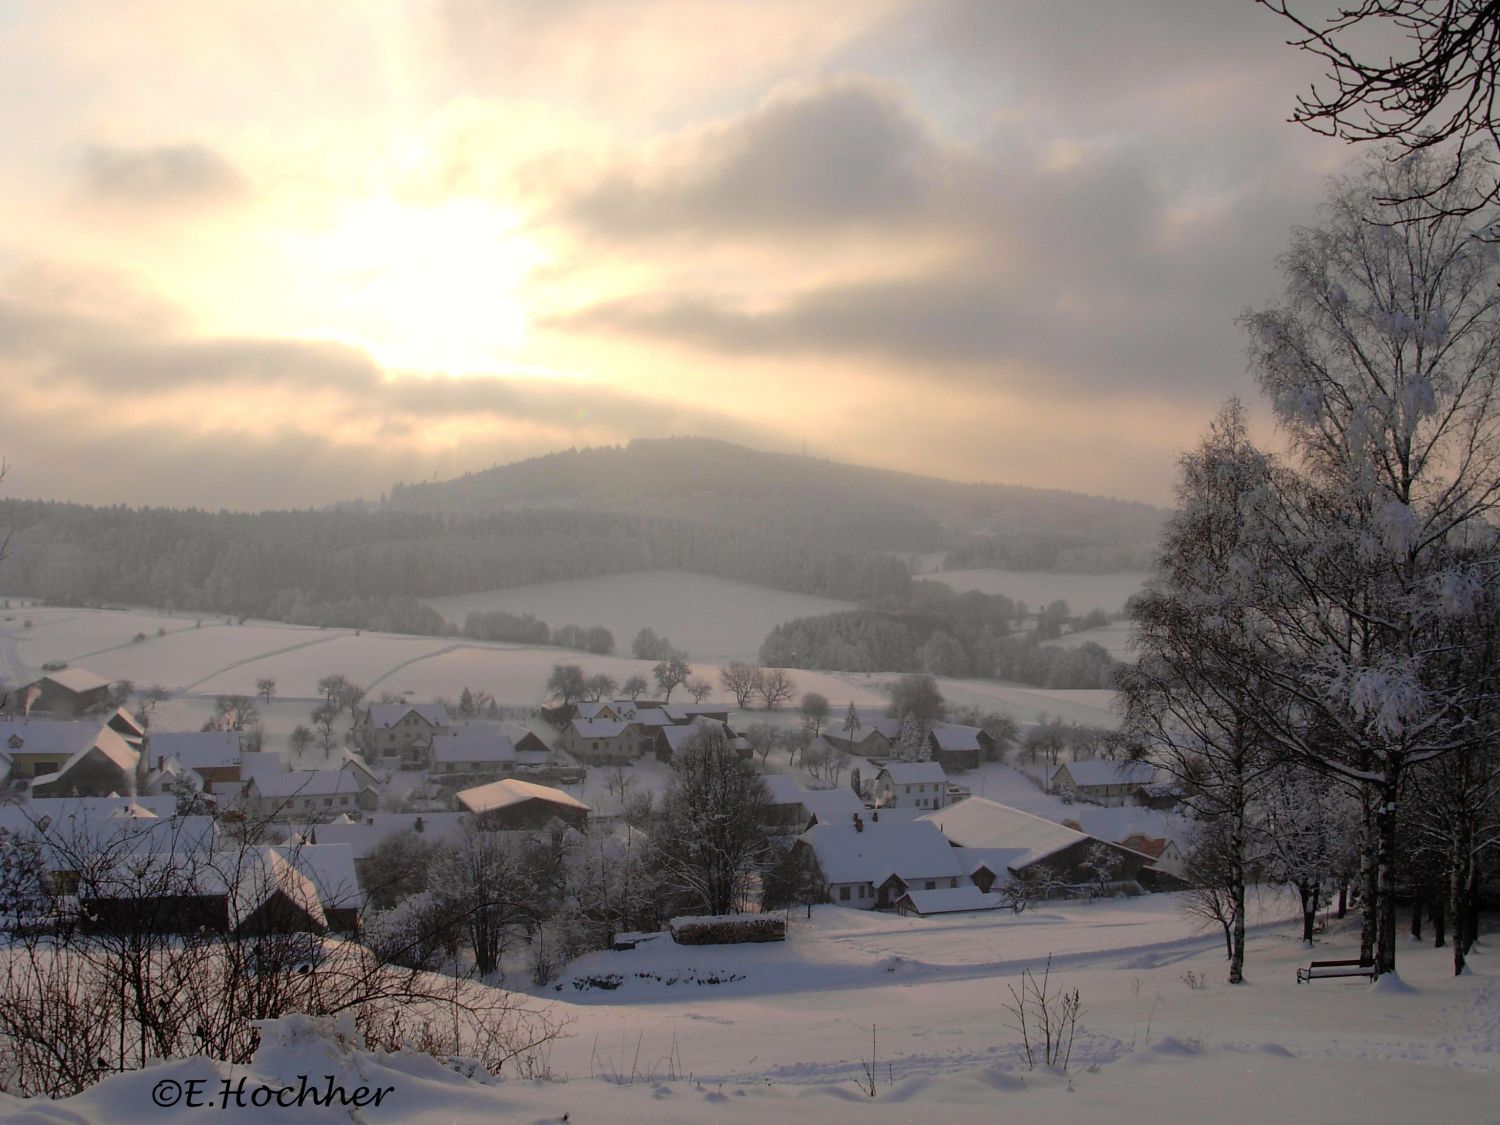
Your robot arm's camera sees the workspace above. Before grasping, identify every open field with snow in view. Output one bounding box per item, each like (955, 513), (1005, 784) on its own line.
(932, 569), (1150, 614)
(0, 605), (1121, 747)
(424, 571), (857, 664)
(10, 897), (1495, 1123)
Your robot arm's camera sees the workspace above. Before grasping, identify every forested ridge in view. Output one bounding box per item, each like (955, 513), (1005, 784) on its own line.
(388, 436), (1166, 567)
(0, 499), (912, 630)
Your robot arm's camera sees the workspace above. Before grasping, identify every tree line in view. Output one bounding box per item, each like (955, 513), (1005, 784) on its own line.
(0, 501), (912, 631)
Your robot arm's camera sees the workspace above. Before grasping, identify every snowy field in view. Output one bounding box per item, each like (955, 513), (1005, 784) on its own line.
(0, 605), (1119, 749)
(424, 571), (857, 664)
(1042, 620), (1137, 660)
(933, 570), (1151, 615)
(9, 898), (1495, 1123)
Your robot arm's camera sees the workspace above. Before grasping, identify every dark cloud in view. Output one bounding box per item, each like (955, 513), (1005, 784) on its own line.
(77, 142), (249, 208)
(552, 76), (964, 238)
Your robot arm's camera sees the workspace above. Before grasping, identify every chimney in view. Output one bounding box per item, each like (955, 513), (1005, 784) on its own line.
(853, 813), (863, 833)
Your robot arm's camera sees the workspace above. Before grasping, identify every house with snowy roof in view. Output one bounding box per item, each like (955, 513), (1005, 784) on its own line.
(428, 728), (520, 775)
(801, 815), (964, 909)
(926, 724), (991, 772)
(2, 719), (136, 787)
(557, 717), (652, 764)
(26, 725), (140, 798)
(1050, 759), (1161, 806)
(355, 702), (451, 767)
(763, 774), (867, 832)
(457, 778), (590, 831)
(148, 729), (242, 793)
(920, 798), (1154, 892)
(653, 717), (750, 762)
(20, 668), (112, 716)
(872, 761), (949, 810)
(244, 769), (379, 821)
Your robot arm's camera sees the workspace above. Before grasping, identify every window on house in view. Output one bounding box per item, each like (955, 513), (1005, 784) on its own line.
(925, 881), (935, 890)
(324, 798), (333, 807)
(840, 886), (851, 901)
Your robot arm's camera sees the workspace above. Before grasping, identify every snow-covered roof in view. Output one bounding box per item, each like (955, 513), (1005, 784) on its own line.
(229, 849), (326, 931)
(149, 730), (241, 770)
(657, 717), (729, 752)
(1054, 759), (1158, 789)
(250, 770), (371, 799)
(879, 761), (948, 786)
(762, 775), (867, 824)
(29, 726), (140, 788)
(35, 667), (110, 694)
(803, 820), (962, 886)
(312, 812), (469, 859)
(2, 719), (111, 758)
(897, 885), (998, 915)
(571, 718), (632, 739)
(364, 703), (450, 730)
(272, 843), (362, 910)
(457, 778), (590, 816)
(431, 730), (517, 764)
(920, 798), (1089, 868)
(930, 725), (984, 752)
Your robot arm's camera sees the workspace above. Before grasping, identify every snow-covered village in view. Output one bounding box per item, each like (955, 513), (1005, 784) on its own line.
(2, 3), (1500, 1123)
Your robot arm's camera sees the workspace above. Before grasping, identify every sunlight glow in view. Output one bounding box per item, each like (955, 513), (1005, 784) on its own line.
(294, 198), (546, 375)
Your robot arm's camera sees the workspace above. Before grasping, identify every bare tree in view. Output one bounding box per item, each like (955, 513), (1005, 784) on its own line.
(719, 662), (762, 709)
(255, 677), (277, 706)
(652, 656), (691, 703)
(686, 678), (713, 704)
(1260, 0), (1500, 218)
(757, 667), (795, 710)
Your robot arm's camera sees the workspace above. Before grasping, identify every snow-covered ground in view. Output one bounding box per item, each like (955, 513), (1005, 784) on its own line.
(0, 605), (1118, 750)
(8, 897), (1494, 1122)
(424, 570), (857, 665)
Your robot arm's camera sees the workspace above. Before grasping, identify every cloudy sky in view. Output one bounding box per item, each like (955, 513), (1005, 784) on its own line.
(0, 1), (1350, 510)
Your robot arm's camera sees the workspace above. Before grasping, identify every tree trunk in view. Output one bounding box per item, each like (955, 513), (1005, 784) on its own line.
(1337, 881), (1347, 919)
(1372, 774), (1400, 976)
(1410, 894), (1423, 941)
(1228, 789), (1246, 983)
(1301, 882), (1320, 944)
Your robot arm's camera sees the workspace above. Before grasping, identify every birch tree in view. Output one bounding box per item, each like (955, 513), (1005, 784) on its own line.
(1237, 149), (1500, 975)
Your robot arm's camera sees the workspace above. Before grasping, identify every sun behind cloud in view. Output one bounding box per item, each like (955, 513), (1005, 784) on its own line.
(282, 196), (548, 376)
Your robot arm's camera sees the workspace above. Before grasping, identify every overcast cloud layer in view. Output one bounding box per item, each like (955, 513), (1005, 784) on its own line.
(0, 0), (1350, 509)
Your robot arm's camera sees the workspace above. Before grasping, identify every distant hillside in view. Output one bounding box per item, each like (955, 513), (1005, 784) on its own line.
(386, 437), (1166, 569)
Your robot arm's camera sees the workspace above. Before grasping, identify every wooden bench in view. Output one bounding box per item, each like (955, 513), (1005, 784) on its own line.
(1297, 957), (1376, 983)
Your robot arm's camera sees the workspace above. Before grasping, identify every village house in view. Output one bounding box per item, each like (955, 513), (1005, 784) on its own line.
(243, 769), (380, 821)
(801, 815), (964, 909)
(653, 717), (750, 762)
(921, 797), (1154, 893)
(2, 719), (136, 786)
(1119, 833), (1187, 879)
(428, 728), (520, 775)
(925, 724), (992, 772)
(20, 668), (112, 716)
(557, 717), (653, 765)
(823, 716), (902, 758)
(457, 778), (590, 831)
(355, 702), (451, 767)
(148, 730), (242, 794)
(871, 761), (950, 810)
(762, 774), (868, 833)
(24, 726), (140, 798)
(1050, 759), (1161, 806)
